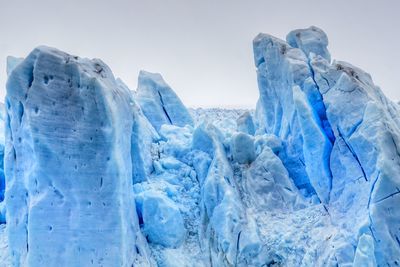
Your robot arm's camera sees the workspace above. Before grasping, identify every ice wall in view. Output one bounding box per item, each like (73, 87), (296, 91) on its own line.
(5, 47), (151, 266)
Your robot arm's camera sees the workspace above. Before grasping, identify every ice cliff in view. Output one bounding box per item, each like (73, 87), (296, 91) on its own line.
(0, 26), (399, 267)
(4, 47), (152, 266)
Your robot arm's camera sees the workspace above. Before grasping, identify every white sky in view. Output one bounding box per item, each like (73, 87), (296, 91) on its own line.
(0, 0), (399, 108)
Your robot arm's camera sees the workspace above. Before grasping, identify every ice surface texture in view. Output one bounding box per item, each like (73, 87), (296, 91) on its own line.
(1, 25), (400, 267)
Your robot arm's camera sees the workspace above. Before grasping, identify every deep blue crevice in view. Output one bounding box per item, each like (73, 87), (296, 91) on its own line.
(27, 65), (34, 89)
(235, 230), (242, 265)
(157, 91), (172, 124)
(307, 59), (336, 144)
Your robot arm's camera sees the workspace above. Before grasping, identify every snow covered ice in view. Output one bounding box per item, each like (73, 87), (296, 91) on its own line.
(0, 26), (399, 266)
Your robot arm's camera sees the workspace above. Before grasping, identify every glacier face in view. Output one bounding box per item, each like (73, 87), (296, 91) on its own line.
(4, 47), (151, 266)
(0, 26), (399, 267)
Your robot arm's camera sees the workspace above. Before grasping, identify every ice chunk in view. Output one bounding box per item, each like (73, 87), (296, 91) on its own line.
(230, 132), (255, 164)
(236, 111), (255, 135)
(5, 46), (151, 266)
(245, 146), (305, 210)
(136, 70), (193, 131)
(192, 122), (215, 156)
(136, 190), (185, 248)
(286, 26), (331, 62)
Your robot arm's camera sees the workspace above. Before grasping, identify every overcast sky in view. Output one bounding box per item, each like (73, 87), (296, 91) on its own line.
(0, 0), (399, 108)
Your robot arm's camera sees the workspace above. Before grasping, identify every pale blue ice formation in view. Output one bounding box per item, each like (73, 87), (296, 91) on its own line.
(134, 189), (185, 248)
(4, 47), (152, 266)
(0, 26), (399, 267)
(253, 26), (400, 266)
(236, 111), (255, 135)
(136, 70), (193, 132)
(286, 26), (331, 62)
(230, 132), (255, 164)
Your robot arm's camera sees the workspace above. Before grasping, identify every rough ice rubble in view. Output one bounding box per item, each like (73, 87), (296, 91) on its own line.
(0, 26), (399, 267)
(4, 47), (151, 266)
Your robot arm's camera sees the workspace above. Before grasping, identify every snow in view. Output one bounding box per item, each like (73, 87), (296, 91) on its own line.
(1, 25), (400, 266)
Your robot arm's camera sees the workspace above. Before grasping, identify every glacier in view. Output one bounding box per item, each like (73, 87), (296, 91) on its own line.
(0, 26), (399, 267)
